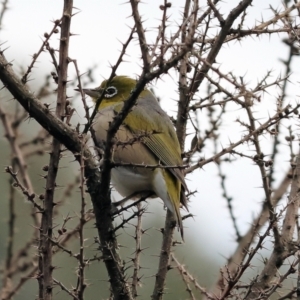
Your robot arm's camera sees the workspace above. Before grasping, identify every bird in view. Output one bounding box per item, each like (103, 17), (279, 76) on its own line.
(82, 75), (188, 239)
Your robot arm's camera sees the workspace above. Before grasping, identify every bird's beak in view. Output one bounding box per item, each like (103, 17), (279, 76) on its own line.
(75, 88), (103, 98)
(83, 88), (103, 98)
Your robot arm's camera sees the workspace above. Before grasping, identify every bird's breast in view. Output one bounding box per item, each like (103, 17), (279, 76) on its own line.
(93, 108), (159, 197)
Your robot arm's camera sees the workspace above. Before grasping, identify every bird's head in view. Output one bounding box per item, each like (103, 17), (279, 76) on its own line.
(83, 76), (148, 109)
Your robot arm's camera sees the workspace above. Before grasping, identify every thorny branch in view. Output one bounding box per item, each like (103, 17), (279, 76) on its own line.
(1, 0), (300, 299)
(38, 2), (73, 299)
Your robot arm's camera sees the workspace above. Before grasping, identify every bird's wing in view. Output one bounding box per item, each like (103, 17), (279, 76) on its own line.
(114, 98), (187, 191)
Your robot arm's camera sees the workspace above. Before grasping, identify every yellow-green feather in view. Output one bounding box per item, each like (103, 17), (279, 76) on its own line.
(87, 76), (187, 237)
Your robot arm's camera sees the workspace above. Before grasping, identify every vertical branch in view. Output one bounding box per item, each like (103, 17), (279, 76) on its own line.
(38, 1), (73, 299)
(131, 202), (143, 298)
(153, 2), (198, 299)
(129, 0), (151, 71)
(152, 210), (177, 300)
(75, 146), (87, 299)
(1, 163), (16, 299)
(210, 104), (241, 240)
(158, 0), (168, 64)
(176, 0), (192, 148)
(269, 36), (295, 185)
(243, 100), (275, 220)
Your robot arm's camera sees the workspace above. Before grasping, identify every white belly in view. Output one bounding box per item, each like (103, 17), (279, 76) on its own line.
(111, 167), (154, 197)
(111, 166), (174, 216)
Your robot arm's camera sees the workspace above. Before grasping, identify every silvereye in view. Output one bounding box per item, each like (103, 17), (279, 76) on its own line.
(83, 76), (188, 238)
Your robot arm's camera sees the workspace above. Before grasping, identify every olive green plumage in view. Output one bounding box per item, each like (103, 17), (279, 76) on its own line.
(83, 76), (188, 239)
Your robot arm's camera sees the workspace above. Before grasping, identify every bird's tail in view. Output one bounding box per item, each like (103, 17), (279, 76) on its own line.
(173, 204), (184, 240)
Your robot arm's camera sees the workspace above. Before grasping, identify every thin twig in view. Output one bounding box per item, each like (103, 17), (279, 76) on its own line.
(21, 17), (63, 84)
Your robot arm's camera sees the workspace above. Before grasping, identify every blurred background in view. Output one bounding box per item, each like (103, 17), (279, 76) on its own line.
(0, 0), (299, 299)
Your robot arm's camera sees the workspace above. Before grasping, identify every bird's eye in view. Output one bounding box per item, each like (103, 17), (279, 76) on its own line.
(104, 86), (118, 98)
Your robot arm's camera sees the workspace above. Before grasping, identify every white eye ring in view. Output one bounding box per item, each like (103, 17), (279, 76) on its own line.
(104, 86), (118, 98)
